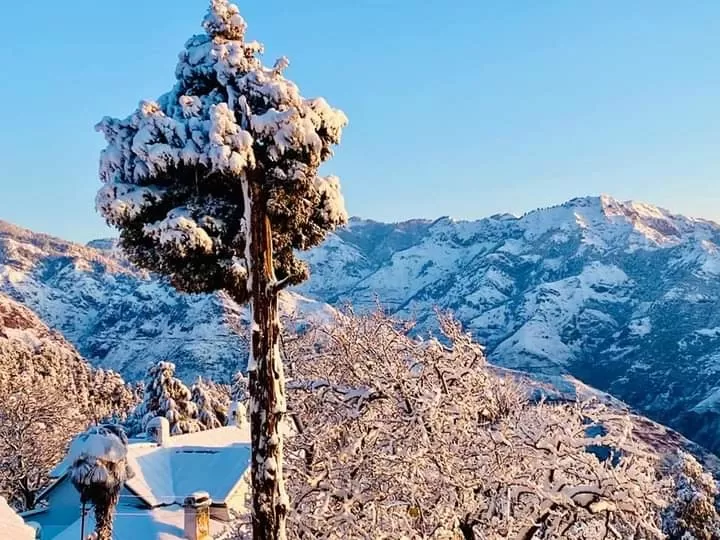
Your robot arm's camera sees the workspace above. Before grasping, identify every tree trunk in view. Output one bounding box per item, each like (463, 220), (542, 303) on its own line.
(94, 489), (119, 540)
(246, 182), (288, 540)
(20, 480), (35, 512)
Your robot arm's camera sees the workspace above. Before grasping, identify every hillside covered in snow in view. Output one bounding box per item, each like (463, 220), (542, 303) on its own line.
(0, 290), (133, 414)
(2, 195), (720, 453)
(0, 220), (330, 382)
(297, 195), (720, 452)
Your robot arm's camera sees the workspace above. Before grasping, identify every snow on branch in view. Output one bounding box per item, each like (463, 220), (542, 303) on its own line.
(68, 425), (133, 493)
(95, 0), (348, 297)
(274, 310), (679, 539)
(202, 0), (248, 40)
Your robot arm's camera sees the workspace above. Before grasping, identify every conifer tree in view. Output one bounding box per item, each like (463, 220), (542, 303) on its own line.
(89, 369), (139, 424)
(231, 371), (249, 402)
(663, 452), (720, 539)
(138, 361), (201, 435)
(230, 371), (250, 427)
(191, 377), (228, 430)
(94, 2), (347, 535)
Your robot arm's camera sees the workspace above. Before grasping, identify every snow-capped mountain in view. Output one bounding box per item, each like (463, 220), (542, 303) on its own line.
(297, 195), (720, 452)
(2, 195), (720, 453)
(0, 220), (331, 382)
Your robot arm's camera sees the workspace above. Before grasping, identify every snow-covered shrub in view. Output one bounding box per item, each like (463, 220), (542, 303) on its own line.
(663, 451), (720, 540)
(68, 424), (133, 540)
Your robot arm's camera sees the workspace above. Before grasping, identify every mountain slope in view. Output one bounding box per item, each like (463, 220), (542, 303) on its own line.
(0, 291), (134, 418)
(0, 221), (330, 382)
(297, 195), (720, 452)
(0, 291), (92, 386)
(3, 195), (720, 453)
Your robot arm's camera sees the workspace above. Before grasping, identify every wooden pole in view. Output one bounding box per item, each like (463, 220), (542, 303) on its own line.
(80, 501), (87, 540)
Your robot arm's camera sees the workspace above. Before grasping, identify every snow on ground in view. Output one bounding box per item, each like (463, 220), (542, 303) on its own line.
(2, 326), (44, 350)
(693, 388), (720, 413)
(696, 327), (720, 338)
(345, 234), (467, 309)
(628, 317), (652, 337)
(278, 291), (336, 323)
(493, 262), (629, 371)
(0, 219), (335, 381)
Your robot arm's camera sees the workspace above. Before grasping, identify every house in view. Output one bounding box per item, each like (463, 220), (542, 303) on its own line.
(1, 496), (36, 539)
(27, 418), (251, 539)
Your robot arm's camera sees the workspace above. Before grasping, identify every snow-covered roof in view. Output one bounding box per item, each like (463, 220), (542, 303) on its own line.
(53, 504), (228, 540)
(53, 425), (251, 508)
(0, 497), (35, 540)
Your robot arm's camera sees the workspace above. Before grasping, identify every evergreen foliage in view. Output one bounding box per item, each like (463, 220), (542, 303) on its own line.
(94, 1), (348, 536)
(192, 377), (229, 430)
(136, 361), (202, 435)
(94, 0), (347, 299)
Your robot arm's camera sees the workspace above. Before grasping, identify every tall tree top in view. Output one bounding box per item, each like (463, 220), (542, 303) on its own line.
(95, 0), (348, 300)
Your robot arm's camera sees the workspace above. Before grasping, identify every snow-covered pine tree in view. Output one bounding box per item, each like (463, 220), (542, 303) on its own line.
(191, 377), (228, 430)
(138, 361), (201, 435)
(231, 371), (249, 402)
(94, 1), (347, 537)
(230, 371), (250, 427)
(89, 369), (139, 424)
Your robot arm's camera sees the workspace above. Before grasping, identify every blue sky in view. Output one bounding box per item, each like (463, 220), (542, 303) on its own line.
(0, 0), (718, 242)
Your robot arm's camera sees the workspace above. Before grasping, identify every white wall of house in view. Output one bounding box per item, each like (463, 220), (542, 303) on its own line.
(221, 478), (250, 520)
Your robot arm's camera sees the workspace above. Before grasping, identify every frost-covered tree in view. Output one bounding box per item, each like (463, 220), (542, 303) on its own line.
(136, 361), (201, 435)
(0, 296), (137, 511)
(663, 452), (720, 540)
(0, 383), (84, 511)
(89, 369), (140, 424)
(68, 425), (133, 540)
(229, 371), (250, 427)
(232, 370), (250, 402)
(192, 377), (229, 429)
(250, 310), (673, 540)
(94, 1), (347, 536)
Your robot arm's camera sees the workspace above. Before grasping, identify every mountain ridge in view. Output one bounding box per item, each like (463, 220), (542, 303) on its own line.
(0, 219), (330, 382)
(2, 194), (720, 452)
(296, 194), (720, 452)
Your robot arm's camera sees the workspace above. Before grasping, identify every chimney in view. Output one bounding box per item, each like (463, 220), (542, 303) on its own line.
(146, 416), (170, 445)
(184, 491), (212, 540)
